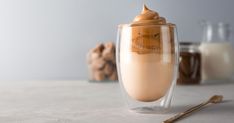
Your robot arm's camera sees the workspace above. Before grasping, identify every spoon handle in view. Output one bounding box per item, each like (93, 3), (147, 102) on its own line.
(163, 101), (209, 123)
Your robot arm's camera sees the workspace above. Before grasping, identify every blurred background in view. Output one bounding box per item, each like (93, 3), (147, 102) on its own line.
(0, 0), (234, 80)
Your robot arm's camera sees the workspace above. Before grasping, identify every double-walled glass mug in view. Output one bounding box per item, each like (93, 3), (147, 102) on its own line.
(116, 24), (179, 113)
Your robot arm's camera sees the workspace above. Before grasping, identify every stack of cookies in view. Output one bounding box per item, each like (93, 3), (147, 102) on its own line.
(87, 42), (118, 81)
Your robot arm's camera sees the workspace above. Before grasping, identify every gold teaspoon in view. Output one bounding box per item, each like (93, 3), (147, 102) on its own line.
(163, 95), (223, 123)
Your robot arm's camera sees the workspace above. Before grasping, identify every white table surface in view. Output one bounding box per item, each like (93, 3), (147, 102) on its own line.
(0, 80), (233, 123)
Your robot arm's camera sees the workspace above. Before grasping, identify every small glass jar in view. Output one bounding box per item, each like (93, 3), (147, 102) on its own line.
(177, 42), (201, 85)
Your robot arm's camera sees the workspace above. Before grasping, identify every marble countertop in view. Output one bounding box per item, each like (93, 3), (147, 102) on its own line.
(0, 80), (233, 123)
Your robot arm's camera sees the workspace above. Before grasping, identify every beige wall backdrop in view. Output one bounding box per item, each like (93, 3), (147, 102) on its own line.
(0, 0), (234, 80)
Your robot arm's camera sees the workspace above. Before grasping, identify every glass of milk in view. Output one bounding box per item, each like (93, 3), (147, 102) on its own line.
(199, 21), (234, 81)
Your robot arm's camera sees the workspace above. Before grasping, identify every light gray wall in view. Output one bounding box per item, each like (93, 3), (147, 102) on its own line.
(0, 0), (234, 80)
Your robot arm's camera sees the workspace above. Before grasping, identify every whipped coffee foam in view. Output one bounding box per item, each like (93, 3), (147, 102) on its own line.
(131, 5), (166, 26)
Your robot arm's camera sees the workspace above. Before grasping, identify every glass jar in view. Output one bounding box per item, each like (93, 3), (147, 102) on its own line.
(199, 21), (234, 81)
(177, 42), (201, 85)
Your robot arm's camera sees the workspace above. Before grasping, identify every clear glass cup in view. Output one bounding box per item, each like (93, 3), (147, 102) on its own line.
(116, 24), (179, 113)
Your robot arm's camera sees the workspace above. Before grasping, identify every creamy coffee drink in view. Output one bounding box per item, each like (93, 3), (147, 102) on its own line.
(119, 5), (176, 102)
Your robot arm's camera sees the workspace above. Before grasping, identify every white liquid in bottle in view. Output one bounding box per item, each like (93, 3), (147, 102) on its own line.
(199, 42), (234, 80)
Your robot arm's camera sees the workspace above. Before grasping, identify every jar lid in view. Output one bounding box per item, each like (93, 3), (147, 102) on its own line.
(180, 42), (200, 53)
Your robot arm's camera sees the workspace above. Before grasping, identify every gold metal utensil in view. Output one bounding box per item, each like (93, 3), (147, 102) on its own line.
(163, 95), (223, 123)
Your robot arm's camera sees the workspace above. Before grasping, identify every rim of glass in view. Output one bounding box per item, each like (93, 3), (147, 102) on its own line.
(118, 23), (176, 28)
